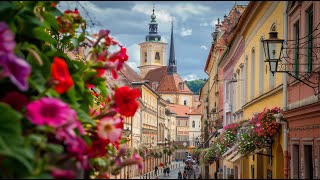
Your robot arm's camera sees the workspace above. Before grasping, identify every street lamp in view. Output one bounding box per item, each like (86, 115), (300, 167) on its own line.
(261, 31), (284, 75)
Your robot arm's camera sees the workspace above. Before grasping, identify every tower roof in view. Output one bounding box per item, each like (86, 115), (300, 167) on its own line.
(145, 5), (161, 42)
(167, 19), (177, 74)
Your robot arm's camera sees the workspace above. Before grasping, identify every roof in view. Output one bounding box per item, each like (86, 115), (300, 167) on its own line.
(120, 63), (142, 83)
(144, 66), (193, 94)
(167, 104), (193, 117)
(188, 105), (202, 115)
(204, 4), (247, 73)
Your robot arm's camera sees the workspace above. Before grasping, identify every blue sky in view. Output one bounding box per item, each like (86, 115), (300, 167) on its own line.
(58, 1), (248, 81)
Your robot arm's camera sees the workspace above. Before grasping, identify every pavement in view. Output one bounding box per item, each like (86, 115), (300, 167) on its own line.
(131, 161), (201, 179)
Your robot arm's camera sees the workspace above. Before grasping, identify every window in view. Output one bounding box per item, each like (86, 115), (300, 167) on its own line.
(184, 100), (187, 106)
(304, 145), (313, 179)
(144, 52), (147, 62)
(192, 121), (195, 128)
(259, 36), (264, 95)
(294, 21), (300, 77)
(185, 121), (187, 126)
(166, 99), (171, 103)
(292, 145), (300, 179)
(307, 7), (313, 73)
(250, 48), (255, 100)
(178, 120), (180, 126)
(155, 52), (160, 61)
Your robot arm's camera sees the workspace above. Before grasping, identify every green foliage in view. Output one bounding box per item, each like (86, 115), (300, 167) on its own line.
(184, 79), (206, 95)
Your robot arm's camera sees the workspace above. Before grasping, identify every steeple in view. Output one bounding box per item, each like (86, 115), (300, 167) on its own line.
(145, 4), (161, 42)
(167, 19), (177, 75)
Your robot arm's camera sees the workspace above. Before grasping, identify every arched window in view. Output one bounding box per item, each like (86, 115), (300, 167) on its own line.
(250, 48), (255, 100)
(184, 100), (187, 106)
(144, 52), (147, 62)
(166, 99), (171, 103)
(259, 36), (265, 95)
(192, 121), (195, 128)
(155, 52), (160, 61)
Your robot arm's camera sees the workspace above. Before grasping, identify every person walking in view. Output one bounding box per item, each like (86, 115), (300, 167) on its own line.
(183, 170), (187, 179)
(178, 170), (182, 179)
(167, 167), (170, 177)
(154, 166), (158, 176)
(163, 167), (167, 177)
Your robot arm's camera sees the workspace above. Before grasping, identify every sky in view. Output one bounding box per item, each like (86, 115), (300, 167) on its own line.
(58, 1), (249, 81)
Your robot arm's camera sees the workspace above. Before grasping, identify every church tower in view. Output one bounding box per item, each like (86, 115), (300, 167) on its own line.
(138, 6), (167, 78)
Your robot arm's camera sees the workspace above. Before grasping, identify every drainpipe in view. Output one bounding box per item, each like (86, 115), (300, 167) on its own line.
(282, 1), (288, 179)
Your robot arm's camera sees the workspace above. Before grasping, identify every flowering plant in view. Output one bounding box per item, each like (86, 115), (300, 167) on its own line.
(203, 144), (219, 165)
(238, 107), (282, 155)
(0, 1), (142, 179)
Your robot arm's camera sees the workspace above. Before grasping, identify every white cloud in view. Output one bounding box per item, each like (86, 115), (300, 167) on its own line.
(201, 45), (208, 50)
(200, 22), (209, 27)
(180, 28), (192, 37)
(210, 19), (219, 27)
(183, 74), (200, 81)
(126, 43), (140, 73)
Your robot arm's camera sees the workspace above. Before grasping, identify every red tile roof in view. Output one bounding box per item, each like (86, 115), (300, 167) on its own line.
(167, 104), (193, 116)
(188, 105), (202, 115)
(144, 66), (193, 94)
(120, 63), (142, 83)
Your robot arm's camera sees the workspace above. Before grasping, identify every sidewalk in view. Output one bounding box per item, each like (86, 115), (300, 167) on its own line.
(131, 161), (184, 179)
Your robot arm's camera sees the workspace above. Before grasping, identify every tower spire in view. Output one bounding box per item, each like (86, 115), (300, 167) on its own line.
(167, 18), (177, 75)
(145, 3), (161, 42)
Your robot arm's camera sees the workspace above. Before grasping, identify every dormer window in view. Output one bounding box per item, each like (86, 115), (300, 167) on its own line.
(179, 82), (185, 90)
(152, 81), (159, 90)
(184, 100), (187, 106)
(166, 99), (171, 103)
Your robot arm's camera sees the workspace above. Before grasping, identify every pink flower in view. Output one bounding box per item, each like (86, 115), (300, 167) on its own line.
(98, 29), (110, 39)
(0, 22), (16, 53)
(97, 116), (124, 142)
(26, 97), (77, 127)
(51, 168), (75, 179)
(132, 153), (143, 170)
(0, 53), (31, 91)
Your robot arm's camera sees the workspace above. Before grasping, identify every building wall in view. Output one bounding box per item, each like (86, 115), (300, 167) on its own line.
(241, 1), (285, 179)
(189, 114), (201, 147)
(179, 94), (194, 107)
(139, 42), (167, 77)
(161, 94), (177, 104)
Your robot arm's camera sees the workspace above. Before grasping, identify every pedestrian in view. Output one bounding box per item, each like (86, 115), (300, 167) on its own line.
(198, 174), (202, 179)
(178, 170), (182, 179)
(163, 167), (167, 177)
(155, 166), (158, 176)
(193, 169), (196, 179)
(183, 170), (187, 179)
(167, 167), (170, 176)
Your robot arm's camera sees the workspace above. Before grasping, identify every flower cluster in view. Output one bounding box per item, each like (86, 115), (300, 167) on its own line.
(0, 1), (142, 179)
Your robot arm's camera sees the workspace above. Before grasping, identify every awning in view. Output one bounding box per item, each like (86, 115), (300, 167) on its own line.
(222, 146), (236, 158)
(230, 153), (242, 163)
(225, 150), (238, 161)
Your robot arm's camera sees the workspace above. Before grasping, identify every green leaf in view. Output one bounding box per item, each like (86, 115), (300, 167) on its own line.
(97, 81), (108, 98)
(0, 103), (34, 173)
(71, 38), (79, 48)
(45, 143), (63, 154)
(42, 11), (58, 30)
(32, 27), (57, 45)
(78, 32), (85, 42)
(74, 107), (96, 126)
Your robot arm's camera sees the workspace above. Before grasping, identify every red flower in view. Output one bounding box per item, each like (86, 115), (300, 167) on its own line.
(114, 86), (140, 117)
(1, 91), (30, 111)
(51, 57), (74, 94)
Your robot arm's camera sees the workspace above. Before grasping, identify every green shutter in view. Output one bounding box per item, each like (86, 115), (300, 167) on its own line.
(295, 21), (299, 78)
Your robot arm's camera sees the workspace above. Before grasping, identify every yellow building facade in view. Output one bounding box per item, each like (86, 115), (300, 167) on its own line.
(238, 1), (285, 179)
